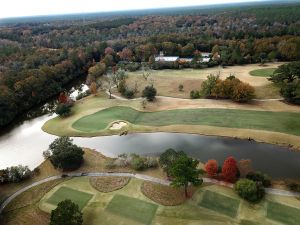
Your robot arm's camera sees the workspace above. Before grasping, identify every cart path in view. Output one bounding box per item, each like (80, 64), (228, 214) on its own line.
(1, 172), (300, 214)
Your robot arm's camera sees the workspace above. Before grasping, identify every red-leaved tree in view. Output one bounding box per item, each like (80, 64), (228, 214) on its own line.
(58, 92), (68, 104)
(222, 156), (238, 182)
(204, 160), (218, 177)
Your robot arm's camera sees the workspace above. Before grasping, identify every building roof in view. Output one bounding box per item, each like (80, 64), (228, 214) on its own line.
(155, 56), (179, 62)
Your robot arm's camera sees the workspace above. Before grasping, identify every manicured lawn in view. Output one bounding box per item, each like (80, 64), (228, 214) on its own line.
(105, 194), (158, 225)
(249, 68), (276, 77)
(46, 187), (93, 210)
(199, 190), (240, 218)
(266, 201), (300, 225)
(72, 106), (300, 136)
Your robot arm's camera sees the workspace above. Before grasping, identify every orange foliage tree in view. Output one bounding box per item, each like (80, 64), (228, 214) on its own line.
(204, 160), (218, 177)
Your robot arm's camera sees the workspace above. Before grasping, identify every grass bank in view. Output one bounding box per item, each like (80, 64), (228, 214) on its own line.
(73, 106), (300, 136)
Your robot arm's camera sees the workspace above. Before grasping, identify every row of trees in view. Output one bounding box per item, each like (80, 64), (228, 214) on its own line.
(0, 165), (33, 184)
(191, 74), (255, 102)
(204, 156), (271, 202)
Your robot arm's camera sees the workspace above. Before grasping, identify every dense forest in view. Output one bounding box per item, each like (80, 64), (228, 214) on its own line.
(0, 3), (300, 127)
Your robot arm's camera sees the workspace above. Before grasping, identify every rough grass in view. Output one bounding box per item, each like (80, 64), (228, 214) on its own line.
(266, 201), (300, 225)
(249, 68), (276, 77)
(199, 190), (240, 218)
(72, 106), (300, 136)
(1, 179), (67, 225)
(46, 186), (93, 210)
(105, 194), (158, 225)
(141, 181), (197, 206)
(89, 176), (130, 193)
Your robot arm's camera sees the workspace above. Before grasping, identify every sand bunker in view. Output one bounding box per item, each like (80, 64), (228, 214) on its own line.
(109, 121), (127, 130)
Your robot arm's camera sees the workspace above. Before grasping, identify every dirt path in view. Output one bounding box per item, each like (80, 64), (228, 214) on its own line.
(1, 172), (300, 214)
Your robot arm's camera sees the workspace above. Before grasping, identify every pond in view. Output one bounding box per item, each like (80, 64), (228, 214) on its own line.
(0, 111), (300, 178)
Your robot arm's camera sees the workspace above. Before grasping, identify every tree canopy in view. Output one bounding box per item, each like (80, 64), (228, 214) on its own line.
(50, 200), (83, 225)
(48, 137), (84, 171)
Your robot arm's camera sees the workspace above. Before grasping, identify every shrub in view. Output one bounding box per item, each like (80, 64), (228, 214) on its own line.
(145, 157), (158, 168)
(142, 85), (157, 101)
(287, 182), (300, 192)
(105, 158), (116, 169)
(124, 89), (135, 99)
(234, 178), (265, 202)
(178, 84), (184, 92)
(55, 103), (72, 117)
(246, 171), (271, 187)
(190, 90), (201, 99)
(131, 157), (146, 171)
(204, 160), (218, 177)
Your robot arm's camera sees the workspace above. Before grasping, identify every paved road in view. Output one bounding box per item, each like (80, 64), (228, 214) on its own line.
(1, 172), (300, 214)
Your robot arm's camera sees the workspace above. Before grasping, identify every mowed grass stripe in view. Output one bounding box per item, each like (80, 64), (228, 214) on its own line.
(46, 187), (93, 210)
(106, 194), (158, 225)
(249, 68), (276, 77)
(266, 201), (300, 225)
(199, 190), (240, 218)
(72, 106), (300, 136)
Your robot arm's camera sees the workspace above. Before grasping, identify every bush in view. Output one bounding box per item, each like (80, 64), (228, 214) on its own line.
(55, 103), (72, 117)
(125, 62), (140, 72)
(142, 85), (157, 101)
(105, 159), (116, 169)
(246, 171), (271, 187)
(49, 137), (84, 171)
(145, 157), (158, 168)
(190, 90), (201, 99)
(287, 182), (300, 192)
(131, 157), (146, 171)
(124, 89), (135, 99)
(178, 84), (184, 92)
(234, 178), (265, 202)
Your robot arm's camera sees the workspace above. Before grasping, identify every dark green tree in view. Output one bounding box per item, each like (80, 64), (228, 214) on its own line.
(142, 85), (157, 101)
(159, 149), (185, 176)
(49, 137), (84, 171)
(55, 104), (71, 117)
(50, 200), (83, 225)
(169, 154), (203, 197)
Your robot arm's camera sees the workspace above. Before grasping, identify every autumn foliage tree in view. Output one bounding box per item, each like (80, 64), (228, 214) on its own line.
(222, 156), (238, 182)
(58, 92), (68, 104)
(89, 82), (97, 95)
(204, 160), (218, 177)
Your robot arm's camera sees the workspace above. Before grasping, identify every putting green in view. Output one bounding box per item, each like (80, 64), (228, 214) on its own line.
(46, 186), (93, 210)
(105, 194), (158, 225)
(72, 106), (300, 136)
(266, 201), (300, 225)
(199, 190), (240, 218)
(249, 68), (276, 77)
